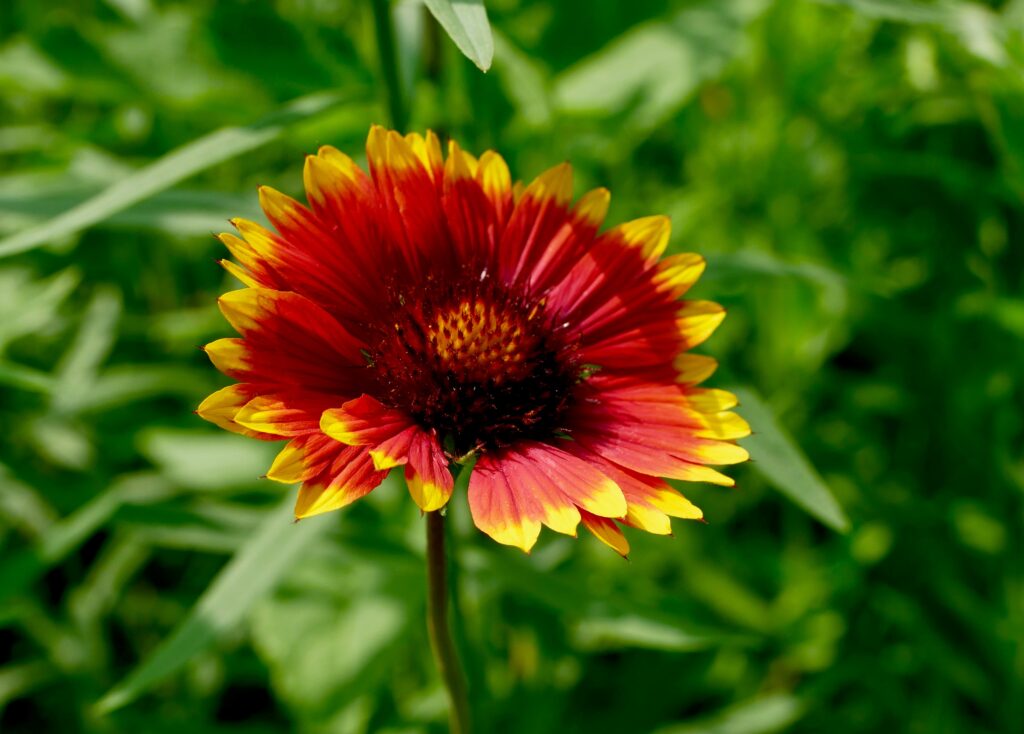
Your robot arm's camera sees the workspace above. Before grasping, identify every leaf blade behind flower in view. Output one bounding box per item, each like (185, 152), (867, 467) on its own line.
(0, 91), (351, 258)
(93, 496), (332, 715)
(733, 387), (849, 532)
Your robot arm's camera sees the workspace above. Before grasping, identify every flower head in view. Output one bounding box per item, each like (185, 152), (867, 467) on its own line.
(199, 127), (749, 555)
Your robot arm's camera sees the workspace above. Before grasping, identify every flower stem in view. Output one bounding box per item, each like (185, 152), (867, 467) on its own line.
(369, 0), (408, 131)
(426, 510), (471, 734)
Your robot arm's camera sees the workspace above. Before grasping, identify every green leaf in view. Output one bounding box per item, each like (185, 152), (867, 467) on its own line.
(0, 473), (169, 605)
(138, 428), (276, 490)
(93, 496), (333, 715)
(0, 463), (57, 539)
(0, 187), (262, 237)
(52, 287), (122, 414)
(733, 387), (849, 532)
(423, 0), (494, 72)
(116, 500), (266, 554)
(654, 694), (804, 734)
(492, 30), (552, 127)
(0, 91), (350, 258)
(72, 366), (211, 414)
(394, 0), (427, 96)
(472, 547), (747, 647)
(0, 39), (69, 96)
(25, 416), (93, 470)
(704, 251), (845, 292)
(0, 361), (54, 393)
(572, 615), (715, 653)
(819, 0), (1007, 66)
(0, 660), (57, 710)
(250, 555), (411, 720)
(0, 268), (79, 353)
(554, 0), (768, 139)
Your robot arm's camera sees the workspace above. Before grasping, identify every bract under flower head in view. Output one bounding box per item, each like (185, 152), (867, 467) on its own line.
(198, 126), (750, 555)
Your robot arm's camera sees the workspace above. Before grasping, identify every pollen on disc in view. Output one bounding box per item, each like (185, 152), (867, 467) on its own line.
(367, 281), (580, 454)
(430, 299), (537, 385)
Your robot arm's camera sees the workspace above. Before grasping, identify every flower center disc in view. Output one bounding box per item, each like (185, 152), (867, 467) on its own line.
(432, 299), (538, 383)
(369, 287), (578, 455)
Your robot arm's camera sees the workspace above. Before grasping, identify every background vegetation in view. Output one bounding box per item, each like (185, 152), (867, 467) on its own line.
(1, 0), (1022, 732)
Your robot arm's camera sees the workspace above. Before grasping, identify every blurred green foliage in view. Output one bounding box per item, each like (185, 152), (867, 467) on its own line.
(1, 0), (1022, 732)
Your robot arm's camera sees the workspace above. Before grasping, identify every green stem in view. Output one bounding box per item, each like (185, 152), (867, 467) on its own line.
(370, 0), (408, 131)
(426, 510), (471, 734)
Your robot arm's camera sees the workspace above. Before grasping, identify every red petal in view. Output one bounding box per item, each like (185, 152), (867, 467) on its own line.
(579, 510), (630, 557)
(404, 431), (454, 511)
(367, 126), (453, 278)
(320, 395), (452, 504)
(467, 442), (626, 552)
(320, 394), (414, 449)
(265, 433), (388, 518)
(508, 442), (626, 519)
(214, 288), (369, 394)
(468, 454), (544, 552)
(234, 390), (338, 437)
(196, 383), (278, 440)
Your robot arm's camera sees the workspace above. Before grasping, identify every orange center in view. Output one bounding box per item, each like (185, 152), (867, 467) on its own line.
(368, 286), (579, 454)
(428, 299), (542, 385)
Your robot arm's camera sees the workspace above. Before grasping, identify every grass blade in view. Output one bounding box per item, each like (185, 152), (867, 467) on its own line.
(93, 495), (331, 715)
(52, 287), (121, 413)
(0, 361), (53, 393)
(0, 92), (350, 258)
(0, 474), (165, 605)
(733, 387), (849, 532)
(655, 694), (804, 734)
